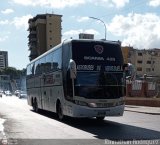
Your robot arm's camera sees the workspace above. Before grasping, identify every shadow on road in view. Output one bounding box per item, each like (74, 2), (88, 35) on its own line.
(33, 109), (160, 141)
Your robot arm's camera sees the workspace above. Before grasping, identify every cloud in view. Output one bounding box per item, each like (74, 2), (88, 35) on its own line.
(77, 16), (89, 22)
(11, 14), (33, 30)
(12, 0), (128, 9)
(108, 13), (160, 49)
(12, 0), (85, 9)
(88, 0), (129, 8)
(63, 29), (99, 38)
(63, 29), (83, 36)
(111, 0), (129, 8)
(148, 0), (160, 7)
(0, 36), (8, 42)
(1, 9), (14, 14)
(83, 29), (100, 35)
(0, 20), (9, 25)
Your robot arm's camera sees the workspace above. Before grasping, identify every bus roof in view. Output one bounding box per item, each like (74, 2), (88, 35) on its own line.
(63, 39), (121, 45)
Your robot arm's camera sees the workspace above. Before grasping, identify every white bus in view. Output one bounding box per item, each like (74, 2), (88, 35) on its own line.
(26, 39), (126, 120)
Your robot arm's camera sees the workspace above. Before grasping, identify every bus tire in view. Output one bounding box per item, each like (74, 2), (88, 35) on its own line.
(57, 101), (64, 121)
(33, 99), (39, 112)
(96, 116), (105, 121)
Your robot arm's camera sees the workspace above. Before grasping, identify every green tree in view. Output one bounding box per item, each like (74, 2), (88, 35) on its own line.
(0, 67), (26, 80)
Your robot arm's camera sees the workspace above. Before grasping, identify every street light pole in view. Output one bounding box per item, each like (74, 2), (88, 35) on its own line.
(89, 16), (107, 40)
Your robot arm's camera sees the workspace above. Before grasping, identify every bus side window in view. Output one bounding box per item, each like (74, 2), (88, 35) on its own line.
(46, 53), (53, 73)
(35, 60), (40, 75)
(53, 49), (62, 71)
(40, 57), (46, 74)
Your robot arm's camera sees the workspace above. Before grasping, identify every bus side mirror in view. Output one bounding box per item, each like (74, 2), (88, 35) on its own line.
(69, 59), (77, 79)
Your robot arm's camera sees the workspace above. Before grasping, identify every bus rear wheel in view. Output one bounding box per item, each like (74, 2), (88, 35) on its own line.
(96, 116), (105, 121)
(57, 102), (64, 121)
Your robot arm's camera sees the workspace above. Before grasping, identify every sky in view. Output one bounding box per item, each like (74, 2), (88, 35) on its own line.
(0, 0), (160, 69)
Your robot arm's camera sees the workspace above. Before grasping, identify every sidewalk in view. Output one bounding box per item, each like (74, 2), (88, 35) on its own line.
(125, 105), (160, 115)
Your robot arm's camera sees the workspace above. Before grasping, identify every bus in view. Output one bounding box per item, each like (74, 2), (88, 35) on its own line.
(26, 39), (126, 120)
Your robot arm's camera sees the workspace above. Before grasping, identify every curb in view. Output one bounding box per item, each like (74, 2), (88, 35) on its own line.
(125, 109), (160, 115)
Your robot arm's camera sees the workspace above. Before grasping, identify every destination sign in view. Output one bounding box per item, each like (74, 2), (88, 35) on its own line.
(72, 41), (123, 72)
(76, 65), (123, 71)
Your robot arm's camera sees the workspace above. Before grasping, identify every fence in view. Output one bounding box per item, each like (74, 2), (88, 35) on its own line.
(126, 80), (159, 97)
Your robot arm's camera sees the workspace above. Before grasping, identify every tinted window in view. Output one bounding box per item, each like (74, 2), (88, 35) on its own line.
(27, 63), (34, 76)
(35, 60), (41, 75)
(27, 64), (31, 76)
(75, 72), (123, 86)
(45, 52), (53, 72)
(40, 56), (46, 74)
(53, 48), (62, 71)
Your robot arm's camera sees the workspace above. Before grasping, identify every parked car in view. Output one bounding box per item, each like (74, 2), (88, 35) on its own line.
(5, 90), (12, 96)
(0, 91), (2, 97)
(18, 91), (27, 99)
(14, 90), (20, 96)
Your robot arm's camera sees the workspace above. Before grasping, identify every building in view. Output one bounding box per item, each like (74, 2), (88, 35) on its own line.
(122, 47), (160, 78)
(28, 13), (62, 61)
(0, 75), (11, 91)
(0, 51), (8, 69)
(79, 33), (94, 39)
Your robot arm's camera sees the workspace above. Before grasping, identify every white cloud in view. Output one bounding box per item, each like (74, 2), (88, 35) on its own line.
(11, 15), (33, 30)
(12, 0), (37, 6)
(88, 0), (129, 8)
(1, 9), (14, 14)
(108, 13), (160, 49)
(112, 0), (129, 8)
(12, 0), (128, 8)
(0, 20), (9, 25)
(148, 0), (160, 7)
(12, 0), (85, 9)
(84, 29), (100, 35)
(63, 29), (83, 36)
(0, 36), (8, 42)
(77, 17), (89, 22)
(63, 29), (99, 38)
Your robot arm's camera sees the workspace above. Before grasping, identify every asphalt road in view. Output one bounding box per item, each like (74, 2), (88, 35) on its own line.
(0, 95), (160, 145)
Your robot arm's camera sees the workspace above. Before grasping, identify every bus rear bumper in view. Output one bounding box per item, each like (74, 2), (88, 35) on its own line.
(67, 104), (125, 118)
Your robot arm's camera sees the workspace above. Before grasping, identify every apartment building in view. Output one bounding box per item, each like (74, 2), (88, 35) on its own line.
(28, 13), (62, 61)
(122, 47), (160, 77)
(0, 51), (8, 69)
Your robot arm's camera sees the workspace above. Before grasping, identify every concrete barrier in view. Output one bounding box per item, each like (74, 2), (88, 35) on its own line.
(125, 97), (160, 107)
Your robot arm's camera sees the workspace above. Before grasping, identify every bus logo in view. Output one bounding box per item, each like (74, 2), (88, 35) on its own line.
(94, 45), (104, 54)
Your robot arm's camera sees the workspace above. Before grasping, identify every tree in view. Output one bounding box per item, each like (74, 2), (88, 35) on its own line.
(0, 67), (26, 80)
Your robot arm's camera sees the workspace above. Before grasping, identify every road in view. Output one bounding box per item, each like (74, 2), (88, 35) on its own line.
(0, 95), (160, 145)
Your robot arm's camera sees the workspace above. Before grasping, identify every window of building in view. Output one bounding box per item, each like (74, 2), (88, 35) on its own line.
(147, 60), (151, 64)
(50, 37), (52, 40)
(137, 60), (142, 63)
(49, 30), (52, 33)
(146, 68), (151, 72)
(152, 68), (154, 71)
(138, 52), (142, 56)
(49, 23), (52, 25)
(137, 67), (142, 71)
